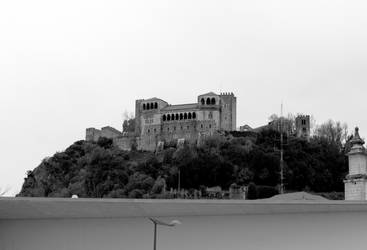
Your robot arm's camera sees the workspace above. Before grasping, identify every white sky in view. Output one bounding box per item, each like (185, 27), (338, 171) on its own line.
(1, 0), (366, 196)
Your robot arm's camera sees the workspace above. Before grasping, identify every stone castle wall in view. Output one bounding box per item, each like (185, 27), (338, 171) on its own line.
(86, 127), (122, 141)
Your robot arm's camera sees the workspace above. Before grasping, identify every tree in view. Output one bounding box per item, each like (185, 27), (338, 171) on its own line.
(122, 111), (135, 133)
(151, 176), (166, 195)
(314, 120), (348, 149)
(268, 113), (296, 135)
(247, 182), (257, 200)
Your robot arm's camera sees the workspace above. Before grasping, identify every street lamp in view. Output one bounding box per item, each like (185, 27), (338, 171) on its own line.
(149, 218), (181, 250)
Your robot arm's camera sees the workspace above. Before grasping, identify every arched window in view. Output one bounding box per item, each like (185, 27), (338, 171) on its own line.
(162, 114), (166, 121)
(175, 114), (179, 120)
(184, 113), (187, 119)
(167, 115), (171, 121)
(206, 98), (211, 105)
(211, 98), (216, 105)
(192, 112), (196, 119)
(208, 111), (213, 119)
(154, 102), (158, 109)
(146, 104), (150, 110)
(143, 103), (146, 110)
(188, 113), (192, 119)
(171, 114), (175, 120)
(150, 103), (154, 109)
(180, 113), (183, 120)
(201, 98), (205, 105)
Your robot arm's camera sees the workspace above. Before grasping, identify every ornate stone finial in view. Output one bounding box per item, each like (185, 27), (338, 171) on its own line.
(351, 127), (365, 146)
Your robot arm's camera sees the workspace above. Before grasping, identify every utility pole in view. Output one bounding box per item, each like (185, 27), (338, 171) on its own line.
(280, 102), (285, 194)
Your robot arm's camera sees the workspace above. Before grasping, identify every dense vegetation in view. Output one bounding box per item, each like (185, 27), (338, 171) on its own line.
(18, 123), (349, 199)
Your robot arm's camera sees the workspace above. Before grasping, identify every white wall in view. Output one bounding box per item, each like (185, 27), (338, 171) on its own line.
(1, 212), (366, 250)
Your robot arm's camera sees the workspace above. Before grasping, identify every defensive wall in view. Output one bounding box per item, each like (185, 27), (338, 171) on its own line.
(86, 127), (135, 151)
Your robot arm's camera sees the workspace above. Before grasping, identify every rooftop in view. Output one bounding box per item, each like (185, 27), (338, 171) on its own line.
(199, 92), (218, 96)
(1, 197), (367, 220)
(161, 103), (199, 111)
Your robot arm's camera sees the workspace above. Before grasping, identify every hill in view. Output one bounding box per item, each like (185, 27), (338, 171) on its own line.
(17, 130), (348, 198)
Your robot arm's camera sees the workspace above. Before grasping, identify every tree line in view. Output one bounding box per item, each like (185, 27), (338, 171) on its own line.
(18, 118), (351, 199)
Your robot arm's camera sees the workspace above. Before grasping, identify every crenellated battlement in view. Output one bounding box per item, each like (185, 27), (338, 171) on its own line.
(220, 92), (234, 96)
(296, 115), (310, 119)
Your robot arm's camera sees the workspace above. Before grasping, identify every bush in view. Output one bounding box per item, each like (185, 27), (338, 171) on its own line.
(317, 192), (344, 200)
(256, 185), (279, 199)
(128, 189), (144, 198)
(106, 189), (127, 198)
(247, 182), (257, 200)
(97, 137), (113, 149)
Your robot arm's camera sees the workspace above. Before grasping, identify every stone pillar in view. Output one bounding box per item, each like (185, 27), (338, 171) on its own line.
(344, 127), (367, 200)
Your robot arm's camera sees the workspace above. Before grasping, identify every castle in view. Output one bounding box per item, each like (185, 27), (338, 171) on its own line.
(86, 92), (236, 151)
(86, 92), (311, 151)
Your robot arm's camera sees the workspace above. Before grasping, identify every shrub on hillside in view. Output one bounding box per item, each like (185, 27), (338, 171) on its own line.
(247, 182), (257, 200)
(256, 185), (279, 199)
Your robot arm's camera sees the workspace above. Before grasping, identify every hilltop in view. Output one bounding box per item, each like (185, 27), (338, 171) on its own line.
(18, 129), (348, 199)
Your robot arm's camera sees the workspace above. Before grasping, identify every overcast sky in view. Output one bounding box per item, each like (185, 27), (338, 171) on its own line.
(1, 0), (366, 196)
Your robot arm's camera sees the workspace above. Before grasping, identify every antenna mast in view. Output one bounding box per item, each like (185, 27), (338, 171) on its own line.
(280, 102), (285, 194)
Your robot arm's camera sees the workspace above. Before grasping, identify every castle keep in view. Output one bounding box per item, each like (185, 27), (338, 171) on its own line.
(86, 92), (236, 151)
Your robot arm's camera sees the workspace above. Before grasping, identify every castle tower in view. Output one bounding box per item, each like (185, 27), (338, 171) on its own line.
(134, 99), (143, 137)
(219, 92), (236, 131)
(344, 127), (367, 200)
(295, 115), (310, 139)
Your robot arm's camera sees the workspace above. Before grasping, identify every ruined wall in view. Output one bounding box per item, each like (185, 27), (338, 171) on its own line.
(86, 127), (134, 151)
(86, 128), (102, 141)
(100, 127), (122, 139)
(114, 136), (135, 151)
